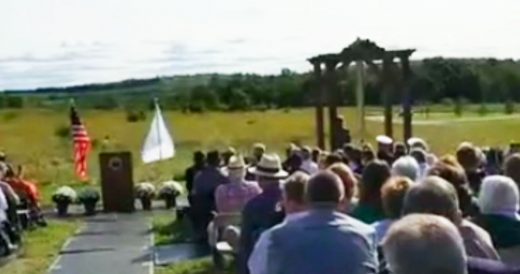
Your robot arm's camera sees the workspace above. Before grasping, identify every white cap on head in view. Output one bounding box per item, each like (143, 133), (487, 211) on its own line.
(376, 135), (393, 145)
(407, 137), (423, 146)
(407, 137), (430, 152)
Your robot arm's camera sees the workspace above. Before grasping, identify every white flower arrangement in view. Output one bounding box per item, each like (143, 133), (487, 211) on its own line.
(135, 182), (156, 199)
(78, 188), (101, 203)
(158, 181), (184, 198)
(52, 186), (77, 204)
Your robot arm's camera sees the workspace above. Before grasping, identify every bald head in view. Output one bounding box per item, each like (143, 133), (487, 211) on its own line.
(382, 214), (467, 274)
(306, 171), (344, 205)
(402, 176), (461, 223)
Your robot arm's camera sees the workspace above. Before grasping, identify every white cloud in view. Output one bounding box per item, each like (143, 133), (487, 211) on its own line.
(0, 0), (519, 89)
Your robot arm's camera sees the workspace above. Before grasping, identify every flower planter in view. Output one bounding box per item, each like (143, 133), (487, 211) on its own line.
(82, 200), (98, 216)
(56, 202), (70, 216)
(164, 197), (177, 209)
(140, 197), (152, 210)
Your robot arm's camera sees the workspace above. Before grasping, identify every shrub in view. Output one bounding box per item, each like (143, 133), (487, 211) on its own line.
(52, 186), (77, 204)
(55, 125), (70, 139)
(78, 188), (100, 203)
(135, 182), (156, 199)
(2, 111), (19, 122)
(158, 181), (183, 199)
(92, 95), (118, 110)
(5, 96), (24, 108)
(454, 97), (464, 117)
(505, 99), (515, 114)
(188, 102), (205, 113)
(126, 110), (146, 122)
(478, 103), (488, 116)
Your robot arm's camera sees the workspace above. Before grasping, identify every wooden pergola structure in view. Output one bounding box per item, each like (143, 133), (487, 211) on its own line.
(308, 39), (415, 150)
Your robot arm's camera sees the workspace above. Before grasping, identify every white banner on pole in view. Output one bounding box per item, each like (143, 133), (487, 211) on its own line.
(141, 101), (175, 164)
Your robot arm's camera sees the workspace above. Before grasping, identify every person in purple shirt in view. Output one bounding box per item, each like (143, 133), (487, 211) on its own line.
(238, 154), (287, 274)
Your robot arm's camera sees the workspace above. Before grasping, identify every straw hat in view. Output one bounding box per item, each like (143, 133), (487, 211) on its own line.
(249, 153), (288, 178)
(253, 143), (267, 151)
(227, 155), (245, 170)
(376, 135), (393, 145)
(223, 146), (237, 156)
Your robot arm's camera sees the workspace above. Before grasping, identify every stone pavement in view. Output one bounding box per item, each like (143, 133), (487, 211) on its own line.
(49, 212), (153, 274)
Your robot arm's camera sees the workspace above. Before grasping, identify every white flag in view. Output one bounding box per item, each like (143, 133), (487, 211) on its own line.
(141, 101), (175, 163)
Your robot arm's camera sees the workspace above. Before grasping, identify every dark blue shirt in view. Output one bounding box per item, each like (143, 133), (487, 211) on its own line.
(238, 184), (283, 274)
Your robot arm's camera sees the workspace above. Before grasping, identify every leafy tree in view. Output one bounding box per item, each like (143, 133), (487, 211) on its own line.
(227, 88), (251, 111)
(190, 85), (219, 110)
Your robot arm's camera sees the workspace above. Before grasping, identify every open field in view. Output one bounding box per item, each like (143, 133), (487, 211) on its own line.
(0, 106), (519, 204)
(0, 220), (80, 274)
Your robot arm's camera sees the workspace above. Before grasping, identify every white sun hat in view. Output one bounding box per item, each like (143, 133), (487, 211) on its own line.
(249, 153), (288, 178)
(376, 135), (393, 145)
(228, 155), (246, 170)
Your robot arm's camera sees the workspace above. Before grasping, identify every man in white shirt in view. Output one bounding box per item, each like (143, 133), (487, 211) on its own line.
(0, 172), (13, 254)
(248, 172), (309, 274)
(300, 146), (319, 175)
(0, 169), (9, 224)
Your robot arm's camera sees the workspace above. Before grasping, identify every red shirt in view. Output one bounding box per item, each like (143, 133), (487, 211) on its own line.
(6, 178), (40, 205)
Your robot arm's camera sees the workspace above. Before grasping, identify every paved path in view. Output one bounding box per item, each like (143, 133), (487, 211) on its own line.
(49, 213), (153, 274)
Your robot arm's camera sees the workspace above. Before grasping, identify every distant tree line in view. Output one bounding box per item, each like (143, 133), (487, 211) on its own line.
(2, 58), (520, 112)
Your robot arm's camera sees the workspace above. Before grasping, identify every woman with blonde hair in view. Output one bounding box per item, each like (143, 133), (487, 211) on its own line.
(328, 163), (357, 212)
(372, 176), (414, 243)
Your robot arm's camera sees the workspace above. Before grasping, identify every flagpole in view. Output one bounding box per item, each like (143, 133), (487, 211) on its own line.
(154, 98), (162, 160)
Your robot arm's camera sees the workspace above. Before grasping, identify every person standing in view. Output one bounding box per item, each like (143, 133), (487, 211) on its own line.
(185, 151), (206, 207)
(192, 151), (227, 242)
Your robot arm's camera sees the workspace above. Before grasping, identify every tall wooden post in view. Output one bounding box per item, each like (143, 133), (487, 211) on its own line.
(325, 60), (339, 150)
(401, 55), (413, 142)
(382, 57), (394, 139)
(312, 62), (325, 150)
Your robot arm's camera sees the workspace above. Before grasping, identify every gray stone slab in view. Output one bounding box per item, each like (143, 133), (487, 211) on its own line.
(154, 243), (210, 266)
(49, 213), (153, 274)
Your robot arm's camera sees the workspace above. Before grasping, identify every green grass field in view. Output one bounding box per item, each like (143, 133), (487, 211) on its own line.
(0, 220), (80, 274)
(0, 106), (519, 205)
(152, 214), (235, 274)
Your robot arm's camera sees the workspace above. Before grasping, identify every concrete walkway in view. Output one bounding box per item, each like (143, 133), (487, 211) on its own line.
(49, 213), (153, 274)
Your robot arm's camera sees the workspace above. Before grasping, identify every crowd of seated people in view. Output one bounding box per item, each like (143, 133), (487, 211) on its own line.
(0, 152), (45, 257)
(184, 136), (520, 274)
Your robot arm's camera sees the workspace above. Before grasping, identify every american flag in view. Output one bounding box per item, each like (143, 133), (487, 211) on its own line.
(70, 105), (91, 181)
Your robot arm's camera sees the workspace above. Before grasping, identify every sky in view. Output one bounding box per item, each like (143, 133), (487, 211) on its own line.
(1, 0), (519, 90)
